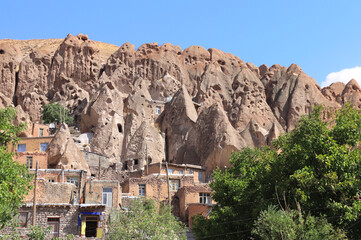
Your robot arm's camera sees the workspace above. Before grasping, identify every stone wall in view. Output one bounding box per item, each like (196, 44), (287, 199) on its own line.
(0, 205), (80, 238)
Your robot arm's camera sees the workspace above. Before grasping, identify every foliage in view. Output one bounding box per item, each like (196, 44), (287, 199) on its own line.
(27, 226), (50, 240)
(192, 105), (361, 239)
(252, 205), (347, 240)
(106, 198), (187, 240)
(0, 107), (32, 229)
(42, 102), (73, 125)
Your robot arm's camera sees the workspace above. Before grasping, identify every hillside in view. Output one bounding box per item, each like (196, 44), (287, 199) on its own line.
(1, 33), (360, 171)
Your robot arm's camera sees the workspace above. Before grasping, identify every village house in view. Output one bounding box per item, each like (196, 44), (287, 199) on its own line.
(1, 168), (122, 238)
(121, 162), (206, 203)
(10, 123), (53, 169)
(120, 161), (215, 226)
(2, 121), (217, 237)
(175, 185), (215, 227)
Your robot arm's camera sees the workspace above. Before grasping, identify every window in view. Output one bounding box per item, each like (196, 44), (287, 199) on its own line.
(117, 123), (123, 133)
(17, 212), (28, 227)
(66, 177), (79, 187)
(189, 170), (194, 175)
(155, 106), (161, 115)
(178, 170), (183, 175)
(199, 193), (211, 204)
(40, 143), (49, 152)
(168, 169), (174, 175)
(139, 184), (146, 196)
(134, 159), (139, 165)
(47, 217), (60, 238)
(169, 180), (180, 191)
(26, 156), (33, 169)
(198, 172), (203, 182)
(39, 128), (44, 137)
(17, 144), (26, 152)
(102, 188), (113, 207)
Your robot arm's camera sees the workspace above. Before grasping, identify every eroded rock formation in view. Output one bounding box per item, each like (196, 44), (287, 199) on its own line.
(1, 35), (360, 172)
(47, 124), (90, 173)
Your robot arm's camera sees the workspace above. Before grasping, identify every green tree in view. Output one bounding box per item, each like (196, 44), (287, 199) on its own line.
(192, 105), (361, 239)
(252, 205), (347, 240)
(42, 102), (73, 125)
(0, 107), (33, 229)
(106, 198), (187, 240)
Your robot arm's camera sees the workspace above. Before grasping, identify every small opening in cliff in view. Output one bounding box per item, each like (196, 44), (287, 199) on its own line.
(148, 157), (152, 164)
(13, 70), (19, 106)
(134, 159), (139, 165)
(0, 49), (4, 54)
(117, 123), (122, 133)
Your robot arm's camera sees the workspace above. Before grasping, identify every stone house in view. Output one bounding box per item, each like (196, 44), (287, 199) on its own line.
(0, 168), (121, 238)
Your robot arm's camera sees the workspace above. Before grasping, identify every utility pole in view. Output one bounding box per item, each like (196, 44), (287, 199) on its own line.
(165, 161), (171, 206)
(32, 160), (38, 226)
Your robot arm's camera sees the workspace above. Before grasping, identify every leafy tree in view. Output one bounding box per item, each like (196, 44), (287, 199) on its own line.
(106, 198), (187, 240)
(252, 205), (347, 240)
(42, 102), (73, 125)
(192, 105), (361, 239)
(0, 107), (33, 229)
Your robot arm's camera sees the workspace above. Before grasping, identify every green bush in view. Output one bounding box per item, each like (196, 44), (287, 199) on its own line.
(42, 102), (73, 125)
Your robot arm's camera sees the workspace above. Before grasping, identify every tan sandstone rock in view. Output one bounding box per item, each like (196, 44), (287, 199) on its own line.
(0, 43), (22, 101)
(47, 124), (90, 173)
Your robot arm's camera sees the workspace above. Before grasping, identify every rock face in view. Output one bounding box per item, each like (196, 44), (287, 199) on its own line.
(0, 43), (22, 102)
(160, 85), (198, 163)
(16, 50), (52, 121)
(184, 103), (245, 170)
(47, 124), (90, 174)
(264, 64), (338, 131)
(2, 35), (361, 172)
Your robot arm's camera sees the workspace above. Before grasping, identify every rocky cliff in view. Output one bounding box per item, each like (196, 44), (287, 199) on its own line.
(1, 34), (360, 172)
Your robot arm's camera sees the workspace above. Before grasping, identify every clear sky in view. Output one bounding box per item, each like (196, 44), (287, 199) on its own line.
(1, 0), (361, 87)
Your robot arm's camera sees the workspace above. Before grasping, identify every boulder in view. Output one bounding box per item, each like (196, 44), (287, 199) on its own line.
(47, 124), (90, 173)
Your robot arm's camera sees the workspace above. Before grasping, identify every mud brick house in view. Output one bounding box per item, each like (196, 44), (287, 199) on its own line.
(0, 168), (122, 238)
(122, 162), (206, 203)
(11, 123), (53, 169)
(175, 185), (215, 227)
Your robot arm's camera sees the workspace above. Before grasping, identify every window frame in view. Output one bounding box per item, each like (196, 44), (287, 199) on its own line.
(66, 177), (79, 187)
(138, 184), (146, 196)
(17, 144), (26, 152)
(168, 169), (174, 175)
(26, 156), (33, 169)
(102, 187), (113, 207)
(199, 192), (211, 204)
(198, 171), (203, 182)
(169, 179), (180, 191)
(39, 128), (44, 137)
(40, 143), (49, 152)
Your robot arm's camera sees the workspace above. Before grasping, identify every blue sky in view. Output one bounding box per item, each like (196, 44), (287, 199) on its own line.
(1, 0), (361, 87)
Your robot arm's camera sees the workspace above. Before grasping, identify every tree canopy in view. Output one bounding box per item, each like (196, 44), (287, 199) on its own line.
(0, 107), (33, 229)
(106, 198), (187, 240)
(192, 104), (361, 239)
(42, 102), (73, 125)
